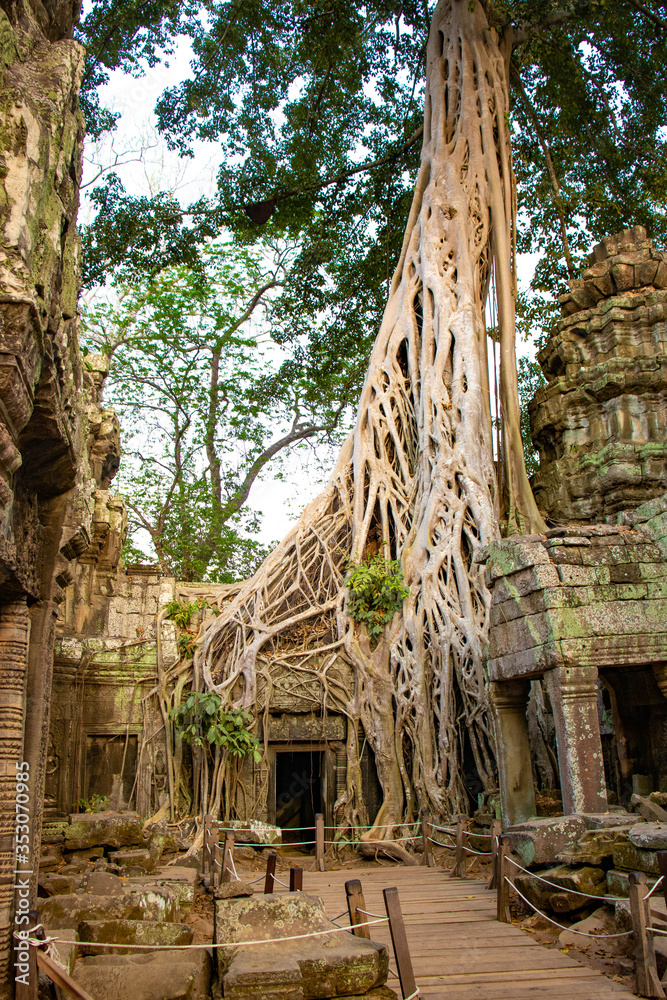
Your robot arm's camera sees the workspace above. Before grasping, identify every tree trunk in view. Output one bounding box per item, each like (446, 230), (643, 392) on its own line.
(201, 0), (544, 827)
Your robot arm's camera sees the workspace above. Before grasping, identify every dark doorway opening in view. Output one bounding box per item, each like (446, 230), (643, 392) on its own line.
(84, 734), (137, 808)
(275, 750), (323, 844)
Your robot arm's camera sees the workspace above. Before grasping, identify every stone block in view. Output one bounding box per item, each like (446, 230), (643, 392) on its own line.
(628, 822), (667, 850)
(213, 881), (254, 899)
(580, 812), (643, 829)
(50, 928), (78, 976)
(109, 848), (156, 872)
(86, 872), (126, 896)
(38, 873), (78, 896)
(79, 918), (193, 955)
(215, 893), (388, 1000)
(515, 864), (607, 914)
(630, 795), (667, 824)
(607, 868), (660, 898)
(40, 892), (173, 930)
(73, 950), (212, 1000)
(506, 815), (588, 865)
(612, 841), (660, 874)
(65, 811), (144, 851)
(556, 827), (631, 866)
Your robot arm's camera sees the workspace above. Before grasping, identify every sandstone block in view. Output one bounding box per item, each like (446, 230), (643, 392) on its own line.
(612, 842), (660, 874)
(38, 874), (77, 896)
(65, 811), (144, 850)
(86, 872), (126, 897)
(213, 881), (254, 899)
(79, 918), (193, 955)
(506, 815), (587, 865)
(514, 864), (606, 914)
(73, 951), (211, 1000)
(628, 822), (667, 850)
(109, 848), (156, 872)
(607, 868), (660, 898)
(556, 828), (630, 866)
(215, 893), (388, 1000)
(40, 892), (172, 929)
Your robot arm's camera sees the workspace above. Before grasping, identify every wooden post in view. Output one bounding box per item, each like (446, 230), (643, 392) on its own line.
(420, 807), (433, 867)
(203, 814), (212, 878)
(345, 879), (371, 939)
(487, 819), (502, 891)
(449, 815), (468, 879)
(496, 835), (511, 923)
(222, 831), (235, 884)
(213, 838), (222, 890)
(629, 871), (665, 999)
(383, 887), (417, 1000)
(36, 951), (96, 1000)
(289, 866), (303, 891)
(264, 851), (278, 894)
(15, 908), (40, 1000)
(315, 812), (325, 872)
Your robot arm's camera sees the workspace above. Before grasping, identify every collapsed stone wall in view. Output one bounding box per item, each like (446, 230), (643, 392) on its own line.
(530, 226), (667, 523)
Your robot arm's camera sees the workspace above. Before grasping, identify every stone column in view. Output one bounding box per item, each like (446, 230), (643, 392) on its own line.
(489, 679), (536, 827)
(545, 666), (607, 815)
(0, 599), (30, 996)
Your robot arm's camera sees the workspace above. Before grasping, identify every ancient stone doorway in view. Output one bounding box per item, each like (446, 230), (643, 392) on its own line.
(269, 744), (334, 841)
(83, 734), (138, 810)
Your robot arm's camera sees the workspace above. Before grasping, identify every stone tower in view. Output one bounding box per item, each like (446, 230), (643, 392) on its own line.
(529, 226), (667, 523)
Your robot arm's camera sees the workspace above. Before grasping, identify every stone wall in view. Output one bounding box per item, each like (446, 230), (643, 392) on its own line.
(529, 226), (667, 523)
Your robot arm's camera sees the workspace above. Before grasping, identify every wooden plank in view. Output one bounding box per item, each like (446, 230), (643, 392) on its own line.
(36, 951), (95, 1000)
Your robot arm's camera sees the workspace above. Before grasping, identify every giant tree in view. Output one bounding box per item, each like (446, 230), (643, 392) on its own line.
(78, 0), (667, 827)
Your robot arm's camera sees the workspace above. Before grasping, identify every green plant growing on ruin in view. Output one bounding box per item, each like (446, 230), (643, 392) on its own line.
(74, 794), (109, 814)
(169, 693), (261, 761)
(346, 556), (410, 640)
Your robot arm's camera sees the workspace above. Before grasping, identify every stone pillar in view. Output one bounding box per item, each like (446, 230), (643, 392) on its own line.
(489, 679), (536, 827)
(545, 666), (607, 815)
(0, 599), (30, 995)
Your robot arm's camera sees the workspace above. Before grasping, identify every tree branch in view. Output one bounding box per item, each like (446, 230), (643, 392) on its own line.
(626, 0), (667, 30)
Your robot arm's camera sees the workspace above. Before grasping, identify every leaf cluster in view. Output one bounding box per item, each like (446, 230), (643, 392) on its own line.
(169, 693), (261, 760)
(74, 794), (110, 814)
(346, 555), (410, 640)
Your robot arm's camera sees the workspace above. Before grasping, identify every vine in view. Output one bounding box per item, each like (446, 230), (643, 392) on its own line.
(346, 556), (410, 641)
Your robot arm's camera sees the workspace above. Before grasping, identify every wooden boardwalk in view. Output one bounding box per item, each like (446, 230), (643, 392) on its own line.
(303, 866), (639, 1000)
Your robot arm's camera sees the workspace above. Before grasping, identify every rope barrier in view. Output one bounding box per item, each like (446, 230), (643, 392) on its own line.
(506, 879), (633, 939)
(643, 875), (664, 900)
(647, 926), (667, 936)
(462, 845), (493, 856)
(271, 877), (290, 889)
(506, 856), (626, 902)
(429, 823), (457, 834)
(355, 907), (387, 919)
(17, 917), (391, 953)
(428, 836), (456, 849)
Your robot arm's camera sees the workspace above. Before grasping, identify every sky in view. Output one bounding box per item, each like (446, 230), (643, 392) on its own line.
(84, 38), (541, 551)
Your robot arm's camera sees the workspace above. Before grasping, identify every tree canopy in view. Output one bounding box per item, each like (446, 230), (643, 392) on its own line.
(78, 0), (667, 347)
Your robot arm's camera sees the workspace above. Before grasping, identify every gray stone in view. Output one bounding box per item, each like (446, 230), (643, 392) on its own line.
(38, 874), (77, 896)
(73, 950), (211, 1000)
(79, 919), (193, 955)
(86, 872), (126, 896)
(215, 893), (388, 1000)
(40, 892), (174, 929)
(65, 812), (144, 851)
(581, 812), (643, 829)
(628, 822), (667, 850)
(109, 848), (155, 872)
(506, 816), (588, 865)
(514, 865), (607, 914)
(213, 881), (254, 899)
(631, 796), (667, 824)
(607, 868), (660, 898)
(557, 828), (631, 866)
(612, 842), (660, 874)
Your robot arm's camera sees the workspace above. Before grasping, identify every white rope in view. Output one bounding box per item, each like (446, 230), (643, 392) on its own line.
(20, 917), (390, 953)
(429, 823), (457, 834)
(506, 879), (633, 938)
(356, 907), (386, 919)
(647, 927), (667, 936)
(402, 989), (420, 999)
(644, 875), (664, 900)
(271, 877), (290, 889)
(462, 845), (493, 856)
(506, 856), (625, 902)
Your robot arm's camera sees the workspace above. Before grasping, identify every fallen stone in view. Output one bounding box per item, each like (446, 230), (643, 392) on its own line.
(38, 853), (63, 872)
(629, 822), (667, 850)
(65, 812), (144, 851)
(60, 863), (88, 875)
(506, 816), (587, 865)
(72, 950), (211, 1000)
(65, 847), (105, 863)
(85, 872), (126, 897)
(651, 793), (667, 809)
(38, 874), (77, 897)
(514, 865), (607, 914)
(79, 918), (193, 954)
(612, 841), (660, 874)
(40, 892), (174, 929)
(108, 848), (155, 872)
(221, 819), (282, 845)
(557, 828), (630, 866)
(581, 812), (644, 829)
(213, 881), (254, 899)
(631, 795), (667, 824)
(607, 869), (660, 898)
(215, 893), (388, 1000)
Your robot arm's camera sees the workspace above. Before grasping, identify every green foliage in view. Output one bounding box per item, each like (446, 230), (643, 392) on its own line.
(74, 794), (110, 814)
(80, 1), (667, 370)
(346, 555), (410, 640)
(169, 693), (261, 759)
(82, 240), (351, 582)
(517, 357), (546, 478)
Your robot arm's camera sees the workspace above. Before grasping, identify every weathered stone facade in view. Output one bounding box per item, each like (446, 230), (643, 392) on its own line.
(488, 228), (667, 834)
(0, 2), (93, 992)
(530, 226), (667, 523)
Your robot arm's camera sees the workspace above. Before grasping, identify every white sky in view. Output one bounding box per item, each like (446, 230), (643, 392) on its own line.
(85, 39), (540, 550)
